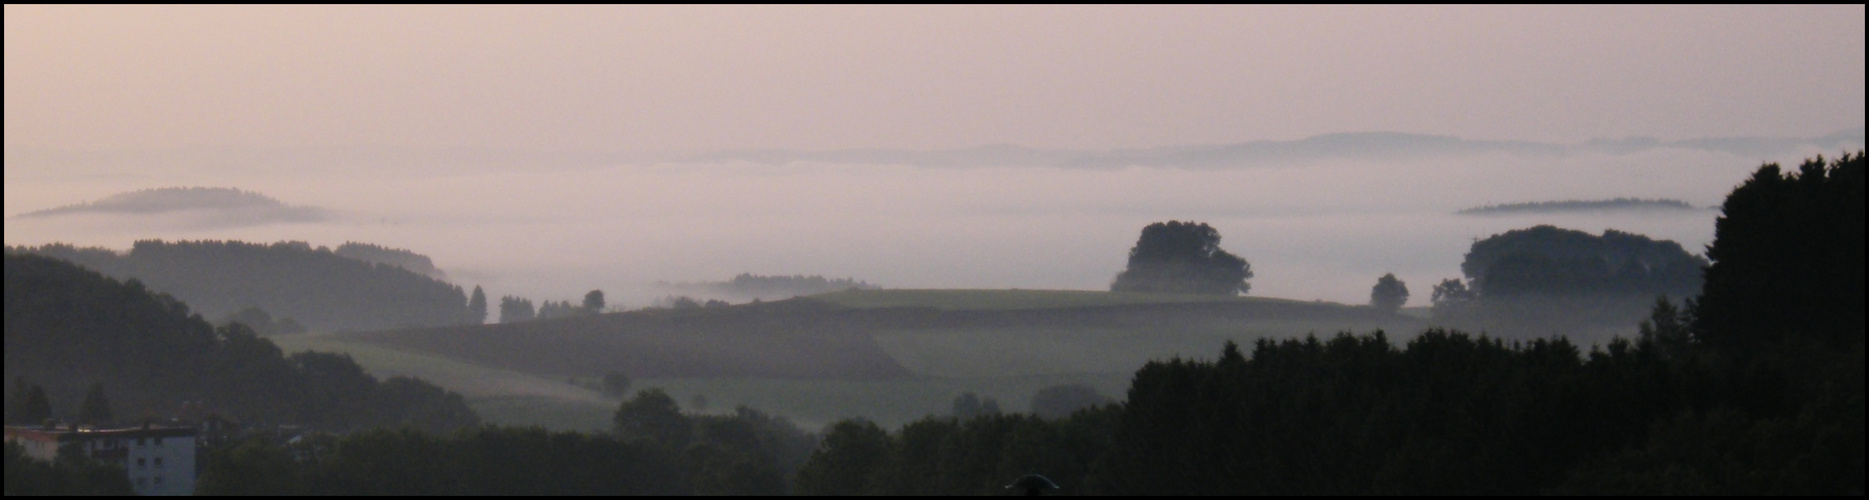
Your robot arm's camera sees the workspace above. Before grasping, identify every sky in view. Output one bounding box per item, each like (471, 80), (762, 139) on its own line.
(3, 6), (1864, 306)
(5, 5), (1864, 152)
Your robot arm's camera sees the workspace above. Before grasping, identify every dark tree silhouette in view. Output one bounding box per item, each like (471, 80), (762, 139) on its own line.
(8, 379), (52, 425)
(1430, 278), (1475, 306)
(498, 296), (535, 323)
(1459, 226), (1705, 298)
(1693, 152), (1864, 355)
(468, 286), (488, 324)
(1369, 273), (1409, 312)
(613, 389), (690, 450)
(1110, 221), (1253, 295)
(584, 289), (606, 313)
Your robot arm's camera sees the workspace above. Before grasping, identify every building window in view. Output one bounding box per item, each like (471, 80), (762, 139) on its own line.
(155, 438), (164, 447)
(154, 476), (165, 489)
(154, 457), (165, 469)
(137, 437), (146, 447)
(136, 477), (148, 489)
(137, 458), (146, 470)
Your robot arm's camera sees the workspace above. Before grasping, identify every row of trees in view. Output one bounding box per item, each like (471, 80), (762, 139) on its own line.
(497, 290), (606, 323)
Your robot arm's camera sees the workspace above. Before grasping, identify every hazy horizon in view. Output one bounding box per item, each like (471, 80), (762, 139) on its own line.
(6, 5), (1864, 309)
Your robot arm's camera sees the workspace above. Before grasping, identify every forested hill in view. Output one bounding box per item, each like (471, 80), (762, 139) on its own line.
(1, 252), (478, 432)
(333, 242), (449, 280)
(12, 240), (474, 332)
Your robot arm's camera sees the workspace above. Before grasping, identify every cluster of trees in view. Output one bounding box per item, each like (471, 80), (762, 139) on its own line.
(610, 389), (820, 495)
(1111, 221), (1253, 295)
(795, 152), (1864, 495)
(1457, 226), (1706, 298)
(499, 290), (606, 323)
(2, 252), (479, 433)
(1425, 225), (1710, 337)
(217, 306), (307, 336)
(12, 240), (478, 331)
(654, 295), (732, 309)
(795, 408), (1121, 495)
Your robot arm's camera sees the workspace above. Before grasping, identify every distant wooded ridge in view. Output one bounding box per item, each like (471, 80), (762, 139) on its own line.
(7, 128), (1859, 174)
(13, 185), (325, 221)
(1456, 198), (1702, 215)
(11, 240), (474, 332)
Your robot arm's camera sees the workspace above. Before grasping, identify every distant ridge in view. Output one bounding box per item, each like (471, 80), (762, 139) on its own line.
(1456, 198), (1704, 216)
(7, 128), (1859, 175)
(15, 186), (325, 225)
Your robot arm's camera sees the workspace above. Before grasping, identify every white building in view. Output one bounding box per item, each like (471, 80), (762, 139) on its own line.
(5, 425), (198, 496)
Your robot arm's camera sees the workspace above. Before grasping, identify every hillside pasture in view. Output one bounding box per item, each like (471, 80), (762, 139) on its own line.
(313, 289), (1427, 430)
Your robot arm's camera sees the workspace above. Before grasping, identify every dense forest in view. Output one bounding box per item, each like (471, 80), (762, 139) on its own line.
(1, 252), (479, 433)
(11, 240), (476, 332)
(331, 242), (450, 280)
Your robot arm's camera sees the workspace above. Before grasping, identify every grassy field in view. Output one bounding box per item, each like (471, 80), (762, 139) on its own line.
(271, 333), (1131, 430)
(807, 288), (1278, 310)
(284, 289), (1429, 431)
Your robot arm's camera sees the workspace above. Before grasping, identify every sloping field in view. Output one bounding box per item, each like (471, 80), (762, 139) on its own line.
(808, 288), (1266, 310)
(809, 289), (1429, 378)
(335, 300), (915, 380)
(295, 290), (1428, 430)
(269, 334), (604, 401)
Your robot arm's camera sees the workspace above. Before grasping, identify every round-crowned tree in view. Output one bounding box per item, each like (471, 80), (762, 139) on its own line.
(1111, 221), (1253, 295)
(1369, 273), (1408, 312)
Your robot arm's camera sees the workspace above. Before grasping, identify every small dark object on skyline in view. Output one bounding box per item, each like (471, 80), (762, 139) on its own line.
(1006, 474), (1060, 496)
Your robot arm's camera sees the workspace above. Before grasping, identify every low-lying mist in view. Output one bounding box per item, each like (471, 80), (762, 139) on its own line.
(2, 144), (1840, 309)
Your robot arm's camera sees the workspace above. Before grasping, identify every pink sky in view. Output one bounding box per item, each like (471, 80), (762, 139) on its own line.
(6, 5), (1863, 152)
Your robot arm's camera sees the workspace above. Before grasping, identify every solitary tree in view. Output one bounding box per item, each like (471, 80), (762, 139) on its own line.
(583, 289), (605, 313)
(467, 286), (488, 324)
(1369, 273), (1409, 312)
(1111, 221), (1253, 295)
